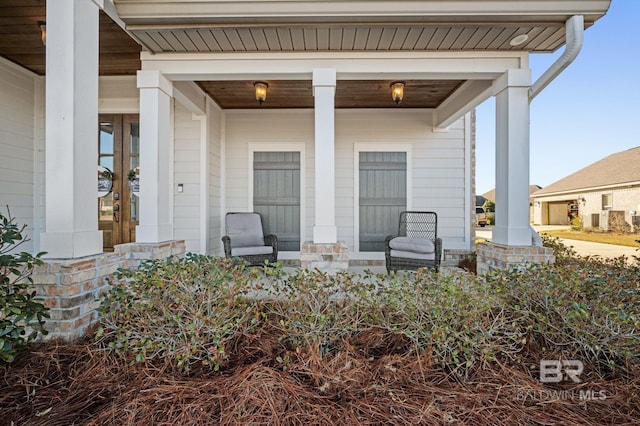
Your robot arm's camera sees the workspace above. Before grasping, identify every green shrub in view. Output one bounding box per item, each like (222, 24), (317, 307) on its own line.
(486, 212), (494, 225)
(482, 200), (495, 213)
(98, 259), (525, 374)
(364, 270), (525, 371)
(570, 215), (583, 231)
(97, 254), (266, 371)
(98, 239), (640, 376)
(0, 208), (48, 363)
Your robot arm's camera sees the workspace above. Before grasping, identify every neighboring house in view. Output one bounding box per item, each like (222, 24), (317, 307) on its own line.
(482, 185), (542, 220)
(482, 185), (542, 203)
(0, 1), (610, 339)
(531, 147), (640, 230)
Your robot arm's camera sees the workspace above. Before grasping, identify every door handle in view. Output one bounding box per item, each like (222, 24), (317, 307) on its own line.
(113, 203), (120, 223)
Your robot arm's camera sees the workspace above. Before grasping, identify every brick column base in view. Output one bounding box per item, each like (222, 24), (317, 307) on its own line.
(31, 240), (186, 341)
(300, 241), (349, 273)
(476, 242), (555, 275)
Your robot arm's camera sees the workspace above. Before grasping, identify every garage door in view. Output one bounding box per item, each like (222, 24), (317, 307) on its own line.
(548, 203), (568, 225)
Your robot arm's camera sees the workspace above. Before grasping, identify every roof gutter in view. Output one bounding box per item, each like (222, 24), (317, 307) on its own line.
(529, 15), (584, 102)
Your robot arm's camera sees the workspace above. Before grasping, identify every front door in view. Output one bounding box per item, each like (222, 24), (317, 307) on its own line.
(98, 114), (139, 251)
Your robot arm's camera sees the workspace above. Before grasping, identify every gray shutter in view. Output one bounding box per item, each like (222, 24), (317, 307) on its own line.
(359, 152), (407, 252)
(253, 152), (301, 251)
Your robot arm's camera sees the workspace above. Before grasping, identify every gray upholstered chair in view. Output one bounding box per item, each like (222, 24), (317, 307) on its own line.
(385, 211), (442, 273)
(222, 212), (278, 265)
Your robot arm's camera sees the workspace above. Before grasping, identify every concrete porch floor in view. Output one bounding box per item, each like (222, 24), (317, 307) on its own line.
(280, 264), (462, 276)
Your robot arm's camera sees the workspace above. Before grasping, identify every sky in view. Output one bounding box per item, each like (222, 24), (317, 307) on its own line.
(475, 0), (640, 195)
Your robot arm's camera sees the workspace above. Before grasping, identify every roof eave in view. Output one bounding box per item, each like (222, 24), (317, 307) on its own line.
(532, 180), (640, 198)
(113, 0), (612, 26)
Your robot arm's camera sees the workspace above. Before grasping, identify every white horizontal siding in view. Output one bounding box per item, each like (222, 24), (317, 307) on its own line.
(208, 103), (223, 255)
(0, 58), (38, 254)
(223, 109), (471, 255)
(173, 103), (202, 253)
(224, 110), (315, 247)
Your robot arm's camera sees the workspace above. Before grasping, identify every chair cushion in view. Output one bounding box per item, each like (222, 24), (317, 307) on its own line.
(388, 237), (435, 254)
(390, 249), (436, 261)
(231, 246), (274, 256)
(226, 213), (265, 248)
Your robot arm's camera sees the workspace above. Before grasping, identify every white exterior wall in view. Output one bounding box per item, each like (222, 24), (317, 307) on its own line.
(173, 103), (202, 252)
(0, 58), (43, 254)
(208, 101), (223, 255)
(224, 109), (471, 256)
(224, 109), (314, 215)
(1, 62), (472, 257)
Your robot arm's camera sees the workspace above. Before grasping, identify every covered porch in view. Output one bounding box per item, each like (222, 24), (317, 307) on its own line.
(37, 0), (587, 260)
(0, 0), (611, 339)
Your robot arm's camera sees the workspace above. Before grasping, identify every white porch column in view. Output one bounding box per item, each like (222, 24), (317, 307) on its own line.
(136, 70), (174, 243)
(40, 0), (102, 258)
(492, 69), (532, 246)
(312, 68), (337, 244)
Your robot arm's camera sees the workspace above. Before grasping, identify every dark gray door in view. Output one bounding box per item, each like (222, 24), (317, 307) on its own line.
(253, 152), (301, 251)
(359, 152), (407, 251)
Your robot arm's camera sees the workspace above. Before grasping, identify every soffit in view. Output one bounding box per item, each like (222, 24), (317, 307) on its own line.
(0, 0), (141, 76)
(131, 24), (568, 54)
(0, 1), (611, 109)
(114, 0), (609, 54)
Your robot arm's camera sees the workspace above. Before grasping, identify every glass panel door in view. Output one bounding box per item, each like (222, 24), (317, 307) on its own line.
(98, 114), (139, 251)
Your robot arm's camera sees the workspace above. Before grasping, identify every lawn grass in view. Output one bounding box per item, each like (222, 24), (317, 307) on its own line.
(541, 229), (640, 247)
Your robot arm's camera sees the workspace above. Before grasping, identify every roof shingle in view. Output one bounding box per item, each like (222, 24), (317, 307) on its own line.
(533, 146), (640, 196)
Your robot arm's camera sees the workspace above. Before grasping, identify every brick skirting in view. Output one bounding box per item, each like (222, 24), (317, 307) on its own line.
(477, 242), (555, 274)
(300, 241), (349, 273)
(31, 241), (186, 341)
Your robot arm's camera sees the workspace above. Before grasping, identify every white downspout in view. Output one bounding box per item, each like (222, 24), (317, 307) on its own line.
(528, 15), (584, 243)
(529, 15), (584, 102)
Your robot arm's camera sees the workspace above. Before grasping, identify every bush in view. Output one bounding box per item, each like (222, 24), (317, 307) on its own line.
(97, 254), (264, 372)
(486, 212), (494, 225)
(482, 200), (495, 213)
(570, 215), (583, 231)
(98, 240), (640, 377)
(98, 258), (526, 375)
(0, 208), (49, 363)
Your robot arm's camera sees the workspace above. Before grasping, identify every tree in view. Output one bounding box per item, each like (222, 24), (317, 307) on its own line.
(482, 200), (495, 213)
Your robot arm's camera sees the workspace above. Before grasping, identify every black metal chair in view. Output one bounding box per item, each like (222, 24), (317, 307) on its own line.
(222, 212), (278, 265)
(385, 211), (442, 273)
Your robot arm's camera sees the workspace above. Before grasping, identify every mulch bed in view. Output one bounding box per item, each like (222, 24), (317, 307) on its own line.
(2, 330), (639, 425)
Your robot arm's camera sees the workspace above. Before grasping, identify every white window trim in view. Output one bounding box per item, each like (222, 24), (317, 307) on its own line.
(353, 143), (412, 259)
(248, 142), (306, 259)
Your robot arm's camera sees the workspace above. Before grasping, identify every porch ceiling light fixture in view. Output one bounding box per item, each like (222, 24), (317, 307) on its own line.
(253, 81), (269, 105)
(509, 34), (529, 47)
(38, 21), (46, 46)
(390, 81), (405, 105)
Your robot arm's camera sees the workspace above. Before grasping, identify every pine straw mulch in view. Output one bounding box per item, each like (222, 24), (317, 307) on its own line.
(2, 329), (639, 426)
